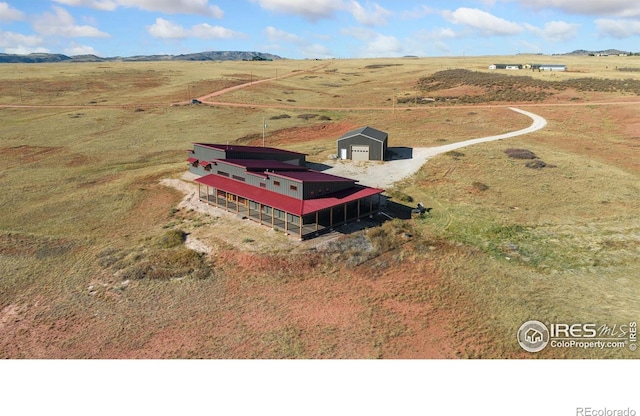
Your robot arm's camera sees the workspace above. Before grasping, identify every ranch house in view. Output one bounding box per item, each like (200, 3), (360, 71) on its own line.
(187, 143), (384, 239)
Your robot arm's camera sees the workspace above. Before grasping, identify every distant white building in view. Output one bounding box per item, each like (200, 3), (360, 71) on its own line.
(489, 64), (523, 70)
(531, 64), (567, 72)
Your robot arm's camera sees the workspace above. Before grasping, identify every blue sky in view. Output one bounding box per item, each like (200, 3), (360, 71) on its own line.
(1, 0), (639, 58)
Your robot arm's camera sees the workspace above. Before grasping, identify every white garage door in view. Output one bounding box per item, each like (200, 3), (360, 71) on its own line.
(351, 145), (369, 161)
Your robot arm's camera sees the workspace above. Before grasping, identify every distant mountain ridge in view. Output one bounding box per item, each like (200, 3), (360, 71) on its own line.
(0, 51), (283, 63)
(564, 49), (638, 56)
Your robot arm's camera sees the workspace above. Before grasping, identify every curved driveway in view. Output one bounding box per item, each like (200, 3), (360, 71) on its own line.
(322, 107), (547, 189)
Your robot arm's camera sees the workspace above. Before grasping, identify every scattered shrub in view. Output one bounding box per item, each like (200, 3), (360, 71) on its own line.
(445, 150), (465, 159)
(388, 190), (413, 203)
(109, 246), (212, 281)
(525, 160), (547, 169)
(472, 181), (489, 191)
(504, 148), (538, 159)
(156, 229), (185, 248)
(270, 114), (291, 120)
(297, 113), (318, 120)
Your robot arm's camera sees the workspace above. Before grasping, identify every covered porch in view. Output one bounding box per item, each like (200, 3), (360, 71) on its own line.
(195, 176), (383, 240)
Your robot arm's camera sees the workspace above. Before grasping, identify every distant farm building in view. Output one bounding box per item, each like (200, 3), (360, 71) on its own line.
(531, 64), (567, 72)
(337, 126), (388, 161)
(187, 143), (384, 239)
(489, 64), (523, 70)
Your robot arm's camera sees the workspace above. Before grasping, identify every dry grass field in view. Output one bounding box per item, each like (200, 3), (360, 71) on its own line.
(1, 55), (639, 358)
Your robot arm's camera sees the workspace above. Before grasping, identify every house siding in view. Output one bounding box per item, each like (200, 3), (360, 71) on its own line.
(336, 127), (388, 161)
(302, 180), (354, 199)
(338, 135), (385, 161)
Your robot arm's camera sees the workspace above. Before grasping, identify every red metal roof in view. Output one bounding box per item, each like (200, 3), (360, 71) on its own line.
(187, 157), (198, 163)
(269, 170), (356, 183)
(195, 174), (383, 216)
(193, 143), (306, 156)
(218, 159), (308, 171)
(200, 161), (212, 166)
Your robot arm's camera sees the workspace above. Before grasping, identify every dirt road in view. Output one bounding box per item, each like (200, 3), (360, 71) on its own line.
(321, 107), (547, 189)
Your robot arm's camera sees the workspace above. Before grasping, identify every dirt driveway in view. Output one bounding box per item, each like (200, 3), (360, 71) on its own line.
(320, 107), (547, 189)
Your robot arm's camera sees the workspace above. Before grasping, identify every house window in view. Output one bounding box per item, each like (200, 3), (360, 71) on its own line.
(217, 170), (229, 177)
(273, 180), (280, 187)
(232, 175), (245, 182)
(290, 185), (298, 191)
(260, 182), (266, 188)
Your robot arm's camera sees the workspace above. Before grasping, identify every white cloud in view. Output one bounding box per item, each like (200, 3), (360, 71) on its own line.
(5, 45), (50, 54)
(254, 0), (390, 25)
(265, 26), (304, 44)
(52, 0), (118, 11)
(518, 40), (543, 54)
(525, 20), (579, 42)
(147, 18), (189, 39)
(443, 7), (523, 36)
(252, 0), (344, 22)
(416, 27), (459, 42)
(0, 30), (43, 48)
(400, 5), (436, 19)
(65, 42), (99, 55)
(300, 43), (334, 58)
(595, 18), (640, 38)
(33, 6), (110, 38)
(0, 2), (25, 21)
(361, 33), (403, 57)
(147, 17), (241, 40)
(53, 0), (224, 17)
(509, 0), (640, 18)
(191, 23), (238, 39)
(340, 27), (404, 57)
(340, 26), (376, 41)
(346, 1), (390, 26)
(0, 29), (48, 54)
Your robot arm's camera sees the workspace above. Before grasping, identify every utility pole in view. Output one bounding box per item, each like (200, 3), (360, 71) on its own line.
(262, 118), (267, 147)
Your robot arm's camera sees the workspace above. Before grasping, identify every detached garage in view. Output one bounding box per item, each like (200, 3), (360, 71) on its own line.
(337, 126), (388, 161)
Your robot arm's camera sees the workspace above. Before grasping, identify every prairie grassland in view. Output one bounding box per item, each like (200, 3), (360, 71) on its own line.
(0, 57), (639, 358)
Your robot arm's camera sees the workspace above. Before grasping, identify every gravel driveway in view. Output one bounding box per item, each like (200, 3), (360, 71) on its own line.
(321, 107), (547, 189)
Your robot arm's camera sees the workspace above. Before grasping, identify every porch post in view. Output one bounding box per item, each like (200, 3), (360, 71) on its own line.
(315, 212), (319, 232)
(344, 203), (347, 224)
(299, 215), (303, 239)
(330, 207), (333, 229)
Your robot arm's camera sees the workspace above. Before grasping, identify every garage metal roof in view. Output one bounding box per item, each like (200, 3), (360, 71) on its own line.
(195, 174), (382, 216)
(337, 126), (388, 143)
